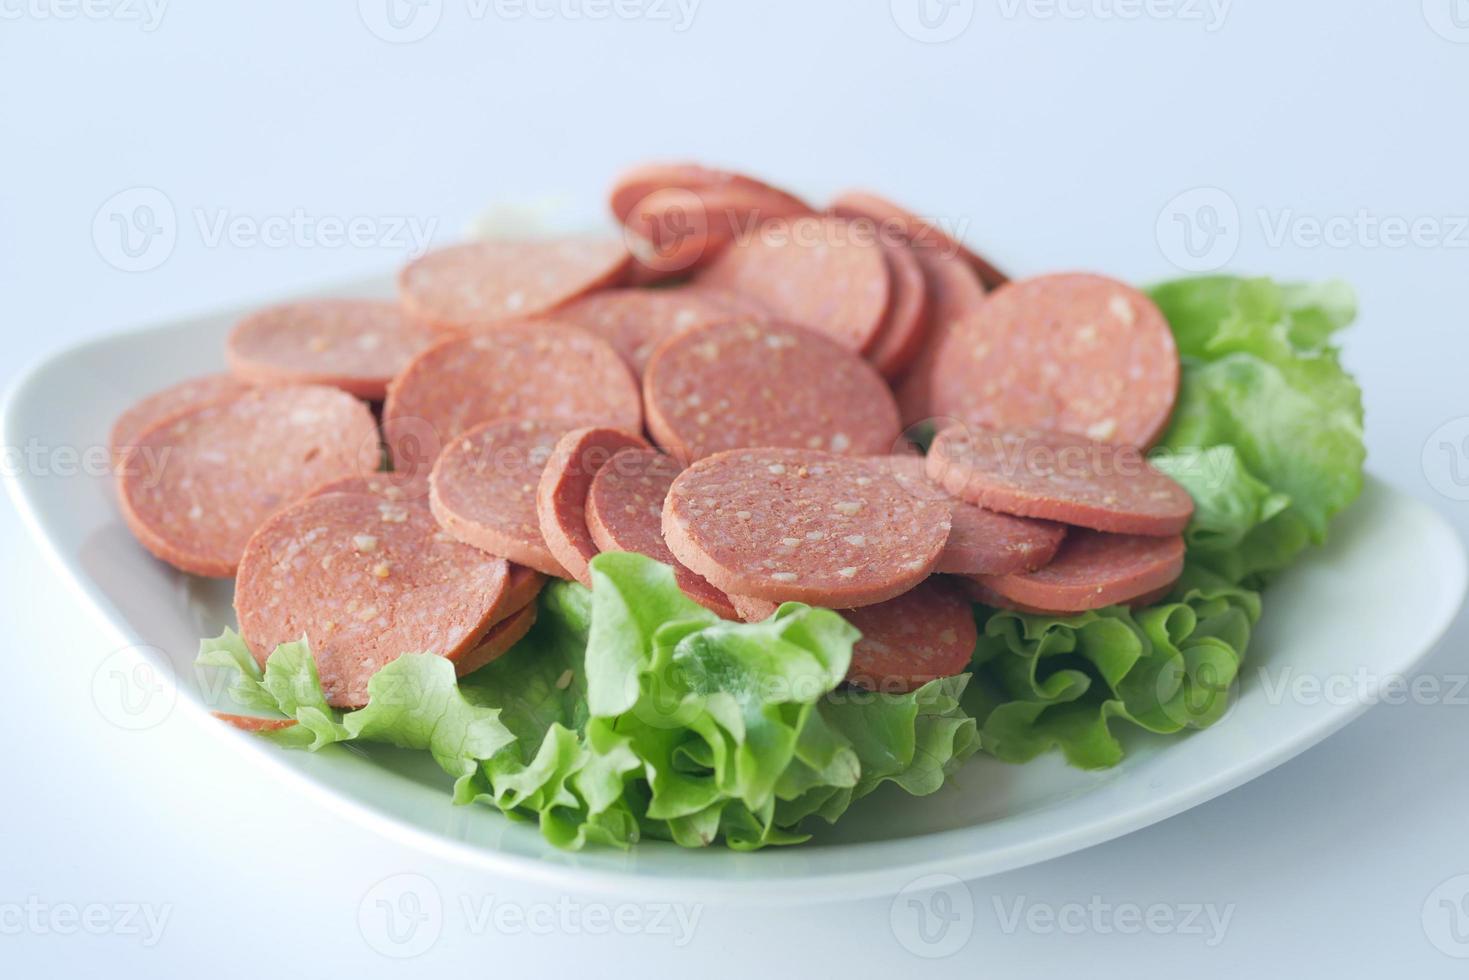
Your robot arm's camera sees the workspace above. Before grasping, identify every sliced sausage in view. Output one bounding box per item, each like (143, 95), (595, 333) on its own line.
(109, 373), (252, 461)
(960, 577), (1174, 615)
(429, 418), (583, 577)
(399, 238), (630, 332)
(893, 249), (989, 427)
(694, 216), (890, 351)
(583, 447), (736, 614)
(864, 241), (930, 380)
(869, 456), (1066, 575)
(643, 320), (901, 463)
(663, 448), (951, 608)
(536, 426), (649, 587)
(728, 593), (778, 622)
(552, 287), (762, 375)
(968, 530), (1185, 614)
(926, 425), (1194, 537)
(620, 183), (812, 278)
(226, 299), (439, 400)
(306, 470), (430, 506)
(456, 600), (537, 676)
(213, 712), (299, 734)
(829, 188), (1009, 291)
(234, 491), (512, 707)
(928, 274), (1179, 448)
(117, 385), (381, 577)
(382, 322), (641, 468)
(609, 162), (813, 227)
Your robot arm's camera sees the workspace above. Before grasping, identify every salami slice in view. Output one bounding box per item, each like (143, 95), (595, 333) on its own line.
(399, 238), (630, 332)
(226, 300), (439, 400)
(212, 712), (300, 734)
(928, 274), (1179, 448)
(109, 373), (252, 461)
(306, 470), (431, 505)
(117, 385), (381, 577)
(829, 189), (1009, 291)
(869, 456), (1066, 575)
(960, 577), (1175, 615)
(728, 593), (778, 622)
(865, 241), (930, 380)
(553, 287), (760, 375)
(382, 322), (641, 468)
(429, 418), (584, 577)
(694, 216), (890, 351)
(969, 530), (1185, 614)
(609, 162), (812, 227)
(620, 184), (812, 278)
(643, 320), (902, 463)
(893, 249), (989, 427)
(926, 425), (1194, 537)
(583, 447), (737, 614)
(456, 600), (537, 676)
(536, 426), (649, 587)
(234, 491), (512, 707)
(663, 448), (951, 608)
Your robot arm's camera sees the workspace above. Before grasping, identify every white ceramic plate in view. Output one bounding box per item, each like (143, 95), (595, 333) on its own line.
(5, 277), (1465, 905)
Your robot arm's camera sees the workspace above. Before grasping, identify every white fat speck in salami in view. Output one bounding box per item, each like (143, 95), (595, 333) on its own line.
(382, 321), (641, 468)
(116, 385), (381, 577)
(226, 299), (439, 401)
(662, 448), (950, 607)
(553, 287), (766, 375)
(536, 426), (649, 587)
(642, 320), (901, 463)
(399, 238), (630, 331)
(428, 418), (589, 577)
(694, 216), (890, 351)
(926, 425), (1194, 536)
(967, 530), (1185, 614)
(234, 491), (512, 707)
(871, 455), (1066, 575)
(109, 373), (253, 462)
(928, 273), (1179, 448)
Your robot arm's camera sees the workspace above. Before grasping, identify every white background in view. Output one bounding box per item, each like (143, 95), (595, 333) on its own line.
(3, 0), (1468, 975)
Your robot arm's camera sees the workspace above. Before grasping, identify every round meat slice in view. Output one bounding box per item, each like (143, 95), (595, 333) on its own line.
(456, 601), (537, 676)
(382, 322), (641, 467)
(864, 241), (930, 380)
(971, 530), (1185, 614)
(399, 238), (630, 332)
(663, 448), (951, 607)
(583, 447), (737, 615)
(928, 274), (1179, 448)
(609, 162), (812, 229)
(961, 578), (1176, 614)
(306, 470), (431, 506)
(213, 712), (299, 734)
(870, 456), (1065, 575)
(109, 373), (252, 460)
(643, 320), (901, 463)
(620, 183), (812, 278)
(927, 425), (1194, 536)
(553, 287), (759, 375)
(536, 427), (649, 587)
(429, 418), (581, 577)
(234, 491), (512, 707)
(226, 299), (438, 400)
(893, 248), (989, 427)
(829, 189), (1009, 291)
(117, 385), (381, 577)
(842, 580), (977, 693)
(694, 216), (890, 351)
(728, 593), (778, 622)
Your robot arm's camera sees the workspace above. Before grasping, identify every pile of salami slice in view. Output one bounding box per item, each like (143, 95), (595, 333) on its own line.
(110, 162), (1192, 706)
